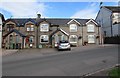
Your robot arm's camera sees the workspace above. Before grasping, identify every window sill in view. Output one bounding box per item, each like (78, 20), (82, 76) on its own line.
(88, 42), (95, 44)
(40, 42), (49, 44)
(70, 31), (77, 32)
(87, 32), (95, 33)
(70, 42), (77, 44)
(26, 31), (35, 32)
(40, 31), (49, 32)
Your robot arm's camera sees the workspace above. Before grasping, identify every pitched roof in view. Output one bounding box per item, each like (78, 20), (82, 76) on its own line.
(104, 6), (120, 12)
(3, 29), (26, 38)
(5, 18), (98, 27)
(50, 28), (69, 37)
(37, 18), (90, 26)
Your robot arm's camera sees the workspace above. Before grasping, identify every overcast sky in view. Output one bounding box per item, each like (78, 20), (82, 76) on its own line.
(0, 0), (118, 19)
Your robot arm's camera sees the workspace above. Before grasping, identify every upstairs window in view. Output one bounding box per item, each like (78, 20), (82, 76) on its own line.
(87, 24), (94, 32)
(70, 24), (77, 32)
(7, 24), (14, 31)
(26, 24), (34, 31)
(40, 24), (49, 32)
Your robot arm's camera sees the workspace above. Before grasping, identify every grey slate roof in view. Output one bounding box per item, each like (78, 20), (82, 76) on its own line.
(104, 6), (120, 12)
(3, 29), (26, 38)
(5, 18), (98, 27)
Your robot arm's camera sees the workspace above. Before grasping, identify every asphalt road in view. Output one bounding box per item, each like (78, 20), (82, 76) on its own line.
(2, 46), (118, 76)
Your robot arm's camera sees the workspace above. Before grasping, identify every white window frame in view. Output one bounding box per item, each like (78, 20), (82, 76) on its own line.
(70, 24), (77, 32)
(88, 35), (95, 43)
(26, 25), (34, 31)
(31, 25), (34, 31)
(40, 24), (49, 32)
(27, 27), (30, 31)
(40, 35), (49, 43)
(87, 24), (95, 32)
(69, 35), (77, 43)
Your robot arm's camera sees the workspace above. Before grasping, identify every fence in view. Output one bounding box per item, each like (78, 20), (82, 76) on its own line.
(104, 36), (120, 44)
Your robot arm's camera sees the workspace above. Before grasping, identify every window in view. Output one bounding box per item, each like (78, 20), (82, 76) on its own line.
(40, 35), (49, 43)
(87, 24), (94, 32)
(88, 35), (95, 43)
(26, 24), (34, 31)
(69, 35), (77, 43)
(9, 35), (13, 43)
(7, 24), (14, 31)
(70, 24), (77, 32)
(31, 25), (34, 31)
(27, 27), (30, 31)
(16, 35), (19, 43)
(29, 36), (34, 43)
(61, 35), (67, 41)
(40, 24), (49, 32)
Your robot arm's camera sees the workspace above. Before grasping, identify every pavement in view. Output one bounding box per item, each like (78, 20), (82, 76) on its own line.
(1, 44), (118, 56)
(1, 49), (18, 56)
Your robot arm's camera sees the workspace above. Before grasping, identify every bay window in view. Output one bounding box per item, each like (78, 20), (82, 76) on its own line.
(88, 35), (95, 43)
(40, 35), (49, 43)
(69, 35), (77, 43)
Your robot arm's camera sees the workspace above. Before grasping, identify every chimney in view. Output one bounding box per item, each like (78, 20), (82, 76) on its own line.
(37, 12), (41, 18)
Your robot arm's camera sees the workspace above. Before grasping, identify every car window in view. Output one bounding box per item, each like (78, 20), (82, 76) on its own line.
(60, 41), (68, 43)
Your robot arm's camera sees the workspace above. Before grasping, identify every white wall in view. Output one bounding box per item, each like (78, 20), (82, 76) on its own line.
(112, 24), (120, 36)
(0, 17), (2, 48)
(96, 7), (112, 37)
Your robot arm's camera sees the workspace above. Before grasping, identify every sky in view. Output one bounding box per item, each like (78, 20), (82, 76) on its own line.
(0, 0), (119, 19)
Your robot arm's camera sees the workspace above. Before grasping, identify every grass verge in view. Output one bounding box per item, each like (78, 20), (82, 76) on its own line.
(108, 66), (120, 78)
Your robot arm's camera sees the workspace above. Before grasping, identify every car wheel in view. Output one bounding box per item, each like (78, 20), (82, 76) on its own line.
(68, 48), (71, 51)
(58, 49), (60, 51)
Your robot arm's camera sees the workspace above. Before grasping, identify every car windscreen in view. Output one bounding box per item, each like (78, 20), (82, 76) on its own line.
(60, 41), (68, 43)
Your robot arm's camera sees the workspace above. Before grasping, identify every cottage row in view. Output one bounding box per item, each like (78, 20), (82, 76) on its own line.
(2, 17), (103, 49)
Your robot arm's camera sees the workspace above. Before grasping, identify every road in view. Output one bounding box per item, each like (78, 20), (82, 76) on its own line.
(2, 46), (118, 76)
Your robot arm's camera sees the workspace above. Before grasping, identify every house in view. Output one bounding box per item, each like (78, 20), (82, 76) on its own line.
(0, 13), (5, 48)
(95, 6), (120, 37)
(2, 15), (102, 49)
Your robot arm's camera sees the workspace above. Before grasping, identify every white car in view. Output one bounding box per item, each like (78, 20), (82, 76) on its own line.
(58, 40), (71, 51)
